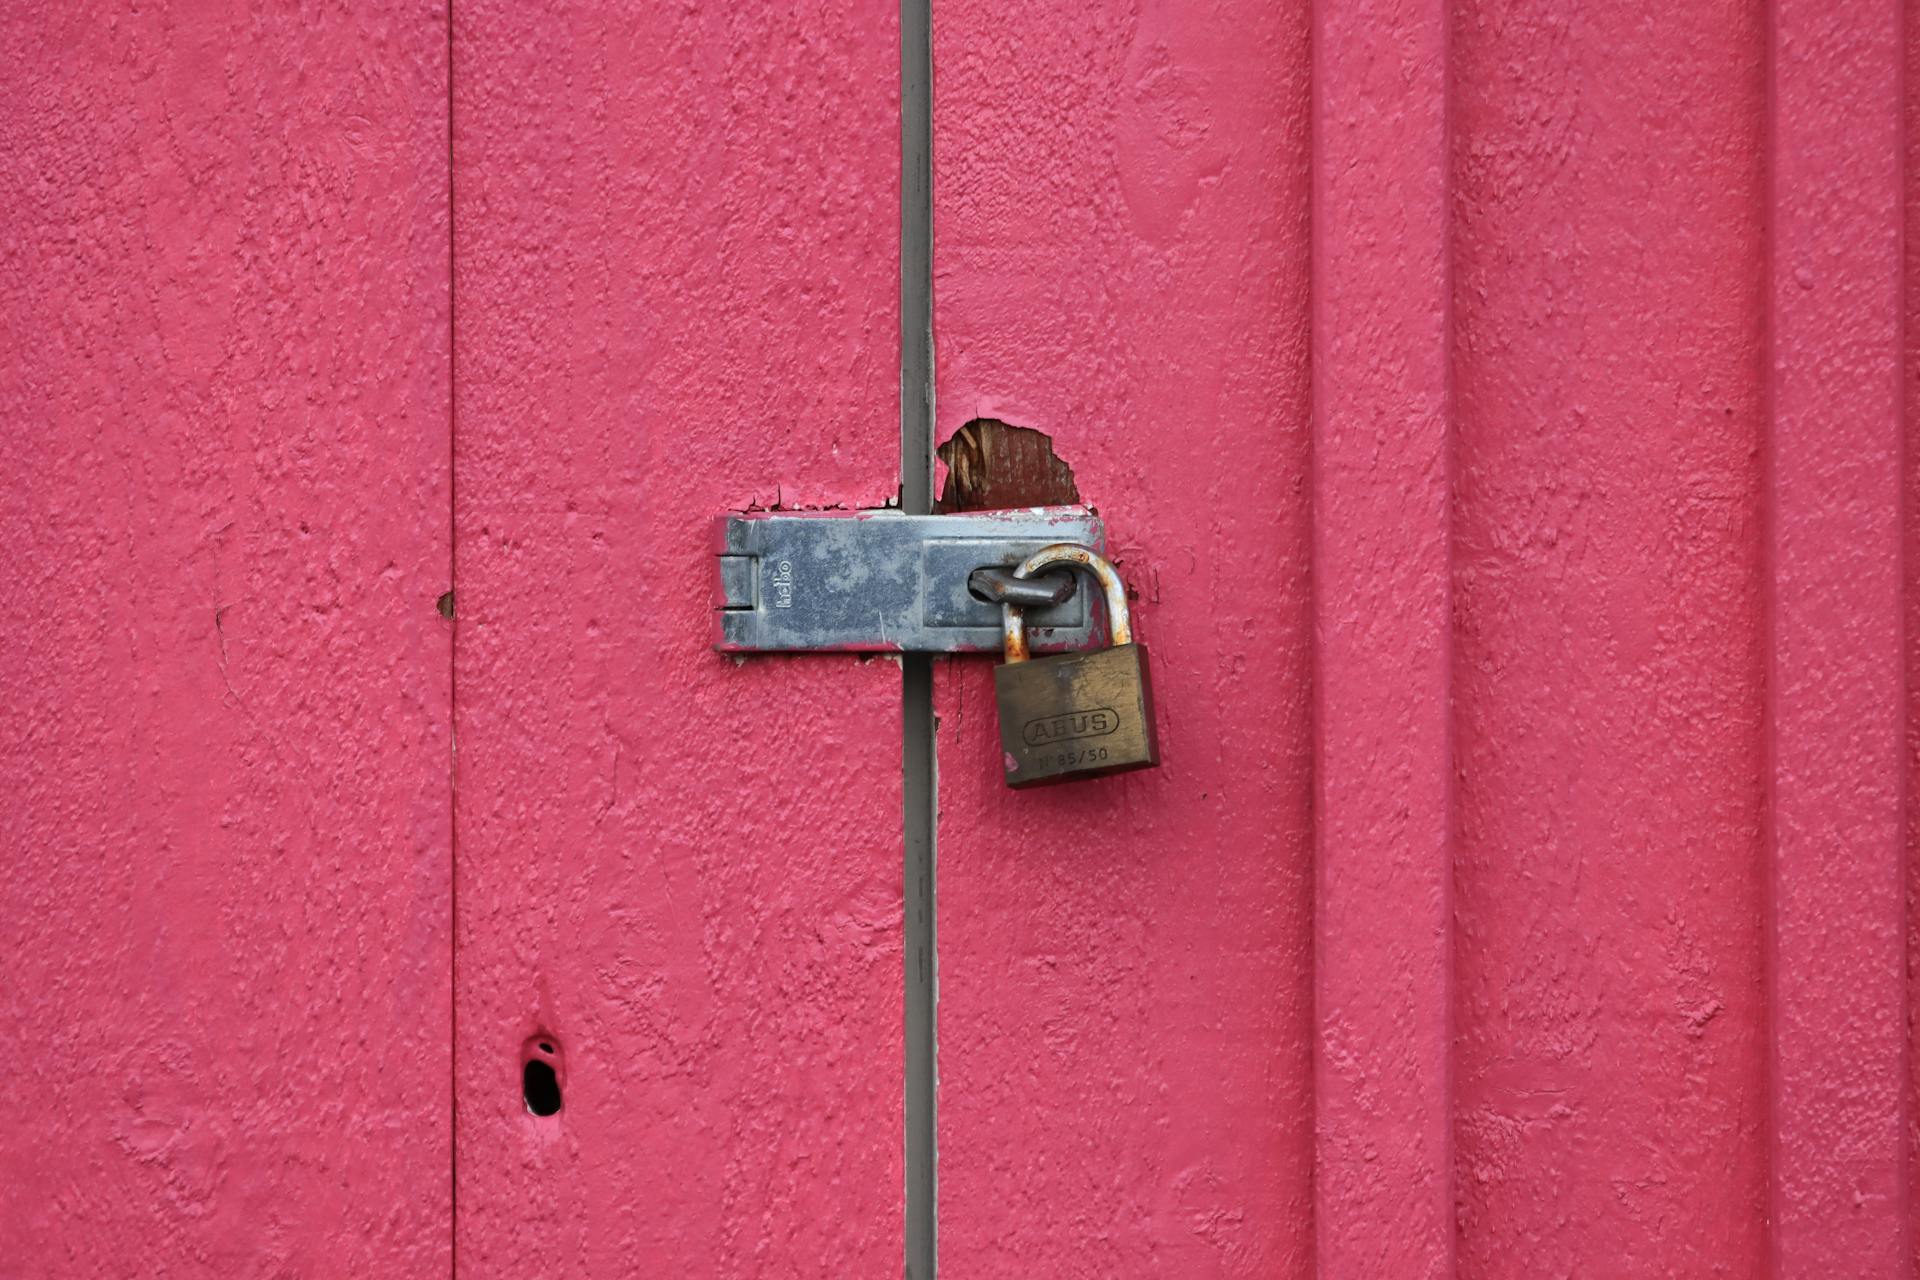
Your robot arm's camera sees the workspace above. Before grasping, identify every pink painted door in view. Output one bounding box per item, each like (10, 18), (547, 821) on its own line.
(5, 1), (1920, 1277)
(1, 5), (454, 1274)
(449, 1), (907, 1271)
(938, 0), (1913, 1271)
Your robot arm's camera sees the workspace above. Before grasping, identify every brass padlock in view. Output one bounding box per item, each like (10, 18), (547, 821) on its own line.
(994, 544), (1160, 788)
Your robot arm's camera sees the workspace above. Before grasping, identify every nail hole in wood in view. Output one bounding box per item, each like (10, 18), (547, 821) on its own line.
(523, 1057), (562, 1117)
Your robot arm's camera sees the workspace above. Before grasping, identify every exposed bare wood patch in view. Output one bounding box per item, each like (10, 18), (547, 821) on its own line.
(935, 419), (1080, 513)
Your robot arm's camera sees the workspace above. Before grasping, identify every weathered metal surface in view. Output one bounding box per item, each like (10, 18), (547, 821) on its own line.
(994, 545), (1156, 787)
(713, 508), (1102, 652)
(966, 565), (1075, 610)
(994, 645), (1159, 788)
(0, 3), (452, 1273)
(450, 1), (905, 1274)
(994, 541), (1130, 665)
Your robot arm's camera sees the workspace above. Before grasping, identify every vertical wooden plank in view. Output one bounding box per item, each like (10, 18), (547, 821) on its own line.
(1310, 0), (1454, 1273)
(1767, 0), (1907, 1269)
(450, 2), (904, 1272)
(930, 4), (1315, 1275)
(0, 4), (452, 1274)
(1450, 0), (1771, 1272)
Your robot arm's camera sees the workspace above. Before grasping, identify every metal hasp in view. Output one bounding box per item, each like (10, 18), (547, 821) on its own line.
(713, 506), (1106, 652)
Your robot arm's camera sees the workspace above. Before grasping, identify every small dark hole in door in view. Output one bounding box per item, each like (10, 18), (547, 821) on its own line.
(523, 1057), (562, 1116)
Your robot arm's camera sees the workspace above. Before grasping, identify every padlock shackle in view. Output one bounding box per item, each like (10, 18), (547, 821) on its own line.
(1002, 543), (1132, 663)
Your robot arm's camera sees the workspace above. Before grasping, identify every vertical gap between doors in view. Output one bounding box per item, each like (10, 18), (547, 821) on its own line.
(901, 0), (937, 1274)
(445, 0), (460, 1272)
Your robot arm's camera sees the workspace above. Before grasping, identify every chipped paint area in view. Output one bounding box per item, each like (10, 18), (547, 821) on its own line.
(935, 418), (1082, 513)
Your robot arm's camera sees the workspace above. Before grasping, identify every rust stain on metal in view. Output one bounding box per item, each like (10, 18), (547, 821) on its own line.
(935, 419), (1081, 512)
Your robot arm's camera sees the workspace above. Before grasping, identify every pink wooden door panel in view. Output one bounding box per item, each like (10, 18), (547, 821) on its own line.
(930, 1), (1916, 1279)
(1772, 0), (1907, 1267)
(1448, 0), (1773, 1271)
(6, 1), (1920, 1276)
(1314, 0), (1454, 1271)
(0, 4), (452, 1274)
(930, 5), (1316, 1276)
(449, 1), (904, 1272)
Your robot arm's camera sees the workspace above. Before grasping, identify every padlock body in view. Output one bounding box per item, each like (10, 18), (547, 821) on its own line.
(994, 642), (1159, 788)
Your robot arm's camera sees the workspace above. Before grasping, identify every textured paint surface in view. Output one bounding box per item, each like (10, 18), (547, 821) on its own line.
(1768, 0), (1908, 1269)
(450, 1), (904, 1272)
(1908, 1), (1920, 1268)
(1450, 0), (1773, 1271)
(0, 3), (452, 1274)
(11, 0), (1920, 1274)
(1311, 0), (1454, 1273)
(931, 3), (1316, 1275)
